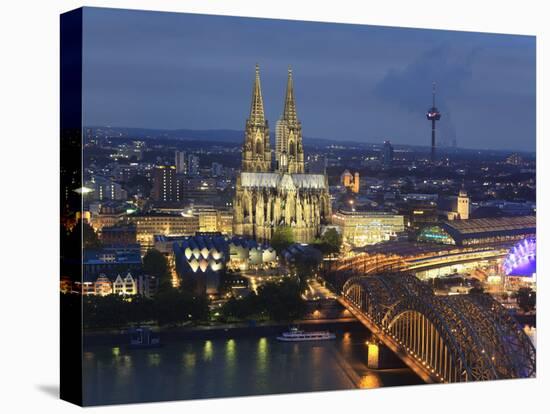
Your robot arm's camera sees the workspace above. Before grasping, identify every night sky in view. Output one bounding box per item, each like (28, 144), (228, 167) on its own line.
(82, 7), (536, 152)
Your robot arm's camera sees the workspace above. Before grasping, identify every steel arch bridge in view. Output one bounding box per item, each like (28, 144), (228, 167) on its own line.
(341, 274), (536, 383)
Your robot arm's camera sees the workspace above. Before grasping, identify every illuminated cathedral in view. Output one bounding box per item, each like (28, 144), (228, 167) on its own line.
(233, 65), (331, 243)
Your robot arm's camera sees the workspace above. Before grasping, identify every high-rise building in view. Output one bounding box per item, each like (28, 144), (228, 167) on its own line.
(275, 68), (305, 173)
(211, 162), (223, 177)
(180, 177), (217, 201)
(175, 150), (187, 174)
(188, 154), (200, 176)
(151, 165), (180, 202)
(382, 140), (394, 168)
(233, 65), (331, 242)
(85, 176), (128, 201)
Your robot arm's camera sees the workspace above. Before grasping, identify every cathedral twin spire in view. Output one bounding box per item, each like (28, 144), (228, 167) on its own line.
(242, 64), (271, 172)
(283, 67), (298, 125)
(242, 65), (304, 173)
(248, 64), (266, 126)
(278, 67), (304, 173)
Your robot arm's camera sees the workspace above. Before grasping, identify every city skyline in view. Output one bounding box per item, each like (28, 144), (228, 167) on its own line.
(61, 7), (537, 406)
(82, 8), (536, 152)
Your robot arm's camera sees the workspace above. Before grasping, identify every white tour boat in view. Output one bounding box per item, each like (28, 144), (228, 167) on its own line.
(276, 326), (336, 342)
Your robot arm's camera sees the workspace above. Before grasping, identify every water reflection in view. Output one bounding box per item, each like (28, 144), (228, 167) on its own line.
(203, 340), (213, 361)
(359, 372), (382, 389)
(83, 331), (422, 405)
(226, 339), (236, 367)
(255, 337), (270, 393)
(257, 337), (269, 374)
(223, 339), (237, 392)
(148, 353), (161, 367)
(182, 352), (196, 369)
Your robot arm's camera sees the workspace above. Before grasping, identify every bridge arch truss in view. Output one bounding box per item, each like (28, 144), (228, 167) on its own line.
(342, 274), (536, 382)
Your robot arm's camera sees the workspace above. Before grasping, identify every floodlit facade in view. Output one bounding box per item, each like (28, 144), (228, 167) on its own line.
(438, 188), (470, 220)
(173, 234), (277, 294)
(113, 273), (138, 295)
(332, 210), (405, 247)
(94, 274), (113, 296)
(128, 213), (200, 251)
(233, 65), (331, 242)
(340, 170), (359, 193)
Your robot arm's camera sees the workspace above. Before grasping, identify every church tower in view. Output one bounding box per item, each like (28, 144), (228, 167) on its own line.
(242, 64), (271, 172)
(457, 186), (470, 220)
(275, 67), (304, 173)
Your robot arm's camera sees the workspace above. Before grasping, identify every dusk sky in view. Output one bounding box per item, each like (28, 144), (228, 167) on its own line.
(82, 7), (536, 152)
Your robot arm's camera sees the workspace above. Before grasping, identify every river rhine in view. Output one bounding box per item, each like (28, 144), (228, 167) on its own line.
(83, 328), (423, 405)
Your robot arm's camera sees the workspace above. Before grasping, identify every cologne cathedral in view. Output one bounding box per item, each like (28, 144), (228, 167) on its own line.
(233, 65), (331, 243)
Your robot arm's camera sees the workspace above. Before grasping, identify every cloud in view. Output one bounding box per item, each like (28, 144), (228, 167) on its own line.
(373, 44), (479, 113)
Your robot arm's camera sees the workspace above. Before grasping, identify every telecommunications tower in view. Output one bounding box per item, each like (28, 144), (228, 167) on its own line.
(426, 82), (441, 162)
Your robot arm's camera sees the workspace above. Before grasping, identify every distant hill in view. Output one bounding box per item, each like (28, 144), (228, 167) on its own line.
(84, 126), (535, 156)
(85, 126), (379, 148)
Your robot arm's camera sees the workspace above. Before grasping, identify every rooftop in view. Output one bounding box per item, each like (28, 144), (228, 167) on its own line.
(240, 172), (327, 190)
(443, 216), (536, 235)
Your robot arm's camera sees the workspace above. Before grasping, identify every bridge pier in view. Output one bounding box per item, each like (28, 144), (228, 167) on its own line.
(366, 339), (408, 370)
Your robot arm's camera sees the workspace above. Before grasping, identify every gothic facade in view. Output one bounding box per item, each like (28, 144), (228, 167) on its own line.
(233, 65), (331, 243)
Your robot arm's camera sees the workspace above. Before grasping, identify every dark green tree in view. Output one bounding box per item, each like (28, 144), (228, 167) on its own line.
(220, 279), (306, 323)
(270, 226), (294, 253)
(292, 247), (322, 291)
(221, 293), (263, 321)
(128, 295), (155, 325)
(153, 289), (191, 326)
(257, 279), (307, 322)
(515, 287), (536, 312)
(315, 228), (342, 256)
(83, 221), (102, 249)
(67, 220), (101, 250)
(83, 294), (128, 329)
(153, 289), (209, 326)
(143, 249), (172, 291)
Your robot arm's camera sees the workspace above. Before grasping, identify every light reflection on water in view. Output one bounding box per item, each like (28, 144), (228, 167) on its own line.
(203, 340), (213, 361)
(257, 337), (268, 374)
(224, 339), (237, 393)
(83, 331), (422, 405)
(182, 352), (196, 369)
(148, 353), (161, 367)
(359, 372), (383, 389)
